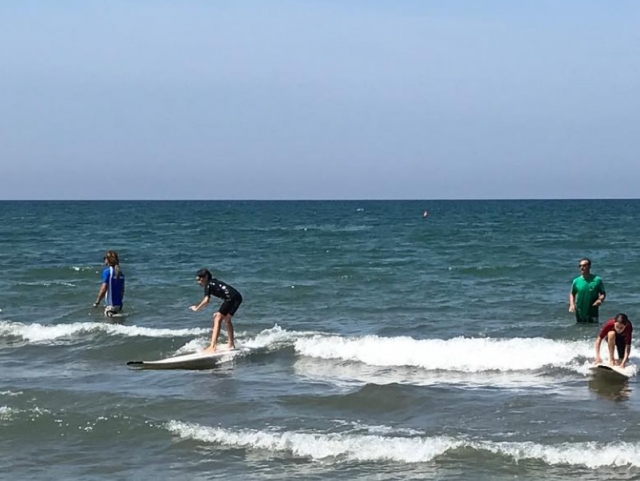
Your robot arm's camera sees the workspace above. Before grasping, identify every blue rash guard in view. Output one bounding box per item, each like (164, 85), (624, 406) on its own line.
(102, 266), (125, 307)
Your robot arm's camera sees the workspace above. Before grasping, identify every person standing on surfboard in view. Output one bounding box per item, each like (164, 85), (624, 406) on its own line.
(569, 258), (606, 323)
(190, 268), (242, 353)
(93, 250), (125, 317)
(594, 313), (633, 368)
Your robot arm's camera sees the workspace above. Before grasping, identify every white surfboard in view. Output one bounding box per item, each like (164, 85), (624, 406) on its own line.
(127, 347), (238, 370)
(589, 363), (633, 381)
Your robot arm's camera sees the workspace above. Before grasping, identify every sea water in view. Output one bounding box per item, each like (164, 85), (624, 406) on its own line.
(1, 200), (640, 480)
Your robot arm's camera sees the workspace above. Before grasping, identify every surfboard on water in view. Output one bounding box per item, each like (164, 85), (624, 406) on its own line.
(127, 347), (239, 370)
(589, 363), (633, 381)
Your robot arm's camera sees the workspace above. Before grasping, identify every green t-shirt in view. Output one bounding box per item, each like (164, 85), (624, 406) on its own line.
(571, 275), (606, 319)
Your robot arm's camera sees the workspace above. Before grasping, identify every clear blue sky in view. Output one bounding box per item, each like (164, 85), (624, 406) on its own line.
(1, 1), (638, 200)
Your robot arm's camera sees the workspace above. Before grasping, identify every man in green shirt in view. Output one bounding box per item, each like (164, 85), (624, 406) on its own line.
(569, 258), (606, 323)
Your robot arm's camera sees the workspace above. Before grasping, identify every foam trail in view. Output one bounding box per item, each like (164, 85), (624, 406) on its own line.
(0, 320), (207, 344)
(166, 421), (640, 467)
(295, 335), (601, 373)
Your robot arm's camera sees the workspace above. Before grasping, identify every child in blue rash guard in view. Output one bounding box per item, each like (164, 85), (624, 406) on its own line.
(190, 268), (242, 353)
(93, 250), (125, 317)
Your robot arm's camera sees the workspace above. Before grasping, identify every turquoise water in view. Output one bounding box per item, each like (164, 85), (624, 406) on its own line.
(1, 200), (640, 480)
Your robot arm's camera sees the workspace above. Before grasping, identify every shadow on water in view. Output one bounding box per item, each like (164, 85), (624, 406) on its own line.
(588, 376), (632, 402)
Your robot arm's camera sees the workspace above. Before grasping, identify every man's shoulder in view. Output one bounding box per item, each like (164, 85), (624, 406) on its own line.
(572, 275), (584, 285)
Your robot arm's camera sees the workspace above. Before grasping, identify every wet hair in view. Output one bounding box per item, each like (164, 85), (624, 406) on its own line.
(579, 258), (591, 267)
(104, 250), (122, 278)
(615, 313), (629, 324)
(196, 268), (212, 281)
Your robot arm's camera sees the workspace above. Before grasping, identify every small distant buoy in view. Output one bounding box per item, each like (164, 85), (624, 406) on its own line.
(422, 210), (429, 218)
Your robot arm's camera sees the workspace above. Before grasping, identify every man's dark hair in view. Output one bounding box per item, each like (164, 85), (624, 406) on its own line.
(196, 268), (212, 281)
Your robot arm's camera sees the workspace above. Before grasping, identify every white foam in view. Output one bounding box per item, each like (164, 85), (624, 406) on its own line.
(166, 421), (640, 467)
(166, 420), (459, 462)
(335, 420), (423, 436)
(294, 335), (598, 373)
(0, 405), (50, 421)
(173, 324), (315, 356)
(0, 390), (23, 397)
(0, 406), (15, 420)
(292, 357), (568, 390)
(0, 320), (207, 344)
(242, 324), (323, 351)
(71, 266), (95, 272)
(174, 338), (208, 355)
(481, 440), (640, 468)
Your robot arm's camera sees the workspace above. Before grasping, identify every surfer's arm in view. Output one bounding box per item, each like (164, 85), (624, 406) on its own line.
(94, 283), (107, 307)
(620, 344), (631, 368)
(593, 336), (603, 364)
(190, 296), (210, 312)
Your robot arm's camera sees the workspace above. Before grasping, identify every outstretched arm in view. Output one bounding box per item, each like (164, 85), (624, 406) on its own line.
(190, 296), (210, 312)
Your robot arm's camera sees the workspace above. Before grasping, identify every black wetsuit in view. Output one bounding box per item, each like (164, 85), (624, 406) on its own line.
(204, 278), (242, 316)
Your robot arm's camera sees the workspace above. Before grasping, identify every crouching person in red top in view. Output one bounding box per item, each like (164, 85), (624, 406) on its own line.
(594, 313), (633, 368)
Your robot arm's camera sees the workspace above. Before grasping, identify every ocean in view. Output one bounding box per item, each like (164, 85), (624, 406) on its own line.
(1, 199), (639, 480)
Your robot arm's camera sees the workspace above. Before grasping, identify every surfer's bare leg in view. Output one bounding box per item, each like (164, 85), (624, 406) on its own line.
(205, 312), (223, 353)
(606, 331), (616, 366)
(225, 314), (235, 349)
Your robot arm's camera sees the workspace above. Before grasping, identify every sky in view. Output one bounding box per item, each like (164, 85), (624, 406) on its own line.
(0, 1), (638, 200)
